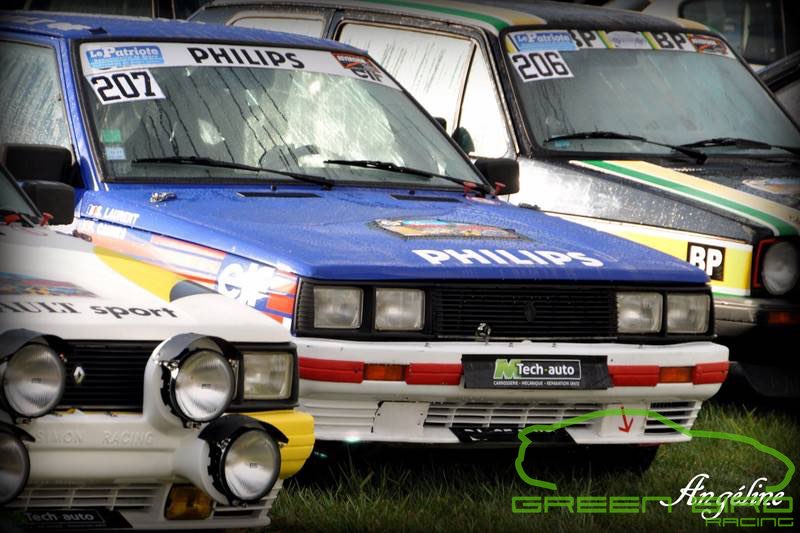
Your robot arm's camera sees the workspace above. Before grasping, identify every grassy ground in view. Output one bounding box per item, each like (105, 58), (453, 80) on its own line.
(270, 398), (799, 532)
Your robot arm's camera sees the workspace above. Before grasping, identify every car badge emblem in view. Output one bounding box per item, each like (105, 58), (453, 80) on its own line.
(475, 322), (491, 340)
(524, 301), (537, 322)
(73, 366), (86, 385)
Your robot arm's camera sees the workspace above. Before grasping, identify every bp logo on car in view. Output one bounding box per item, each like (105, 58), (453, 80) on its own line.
(687, 242), (725, 281)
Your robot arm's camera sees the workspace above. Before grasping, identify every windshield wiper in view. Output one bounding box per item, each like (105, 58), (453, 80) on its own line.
(323, 159), (493, 195)
(131, 156), (335, 188)
(544, 131), (707, 164)
(679, 137), (800, 156)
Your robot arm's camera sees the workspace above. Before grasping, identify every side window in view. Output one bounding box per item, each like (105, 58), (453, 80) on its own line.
(457, 49), (512, 158)
(231, 14), (325, 38)
(0, 41), (70, 149)
(338, 23), (473, 134)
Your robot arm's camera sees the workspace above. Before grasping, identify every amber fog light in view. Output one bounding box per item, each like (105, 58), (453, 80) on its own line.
(165, 485), (213, 520)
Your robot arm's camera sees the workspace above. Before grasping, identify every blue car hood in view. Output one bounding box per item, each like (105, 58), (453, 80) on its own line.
(82, 185), (707, 283)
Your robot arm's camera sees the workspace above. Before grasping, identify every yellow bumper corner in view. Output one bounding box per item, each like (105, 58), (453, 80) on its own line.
(248, 409), (315, 478)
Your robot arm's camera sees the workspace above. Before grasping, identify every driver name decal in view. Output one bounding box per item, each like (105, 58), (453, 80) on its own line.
(413, 249), (604, 267)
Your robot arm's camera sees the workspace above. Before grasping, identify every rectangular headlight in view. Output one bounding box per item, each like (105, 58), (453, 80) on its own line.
(313, 286), (363, 328)
(617, 292), (662, 333)
(243, 352), (293, 400)
(667, 293), (710, 333)
(375, 288), (425, 331)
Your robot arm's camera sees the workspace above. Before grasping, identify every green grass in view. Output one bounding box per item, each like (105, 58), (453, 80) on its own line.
(270, 401), (799, 532)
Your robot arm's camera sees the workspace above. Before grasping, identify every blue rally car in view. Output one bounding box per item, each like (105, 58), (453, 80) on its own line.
(0, 12), (728, 456)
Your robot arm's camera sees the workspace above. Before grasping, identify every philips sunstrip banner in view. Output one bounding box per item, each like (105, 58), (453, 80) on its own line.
(80, 42), (399, 91)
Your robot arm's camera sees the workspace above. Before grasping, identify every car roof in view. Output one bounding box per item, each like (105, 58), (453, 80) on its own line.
(200, 0), (710, 34)
(0, 10), (361, 52)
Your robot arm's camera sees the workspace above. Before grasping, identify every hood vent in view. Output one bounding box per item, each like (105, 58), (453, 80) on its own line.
(392, 194), (461, 203)
(238, 191), (320, 198)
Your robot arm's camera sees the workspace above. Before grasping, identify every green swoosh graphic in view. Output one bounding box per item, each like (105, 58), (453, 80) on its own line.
(515, 408), (795, 493)
(361, 0), (510, 31)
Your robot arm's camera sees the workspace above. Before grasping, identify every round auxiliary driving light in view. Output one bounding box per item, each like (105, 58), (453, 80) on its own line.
(2, 343), (65, 418)
(762, 241), (799, 296)
(223, 429), (281, 502)
(0, 429), (31, 505)
(199, 415), (284, 504)
(164, 348), (235, 423)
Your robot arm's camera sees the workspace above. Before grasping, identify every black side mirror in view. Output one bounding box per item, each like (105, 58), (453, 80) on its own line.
(20, 181), (75, 225)
(1, 144), (73, 183)
(433, 117), (447, 131)
(474, 158), (520, 195)
(452, 127), (475, 154)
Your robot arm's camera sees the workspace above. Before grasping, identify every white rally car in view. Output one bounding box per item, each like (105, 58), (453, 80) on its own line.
(0, 168), (313, 530)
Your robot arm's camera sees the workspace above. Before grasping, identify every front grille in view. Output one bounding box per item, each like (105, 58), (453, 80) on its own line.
(430, 285), (616, 339)
(11, 483), (162, 510)
(61, 341), (159, 411)
(645, 401), (701, 434)
(9, 482), (279, 521)
(425, 402), (603, 429)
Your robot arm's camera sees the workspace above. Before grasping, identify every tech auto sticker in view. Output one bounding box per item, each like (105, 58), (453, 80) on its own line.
(80, 42), (399, 91)
(375, 219), (523, 239)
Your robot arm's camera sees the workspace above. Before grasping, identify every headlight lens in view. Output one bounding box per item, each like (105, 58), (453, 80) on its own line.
(0, 431), (29, 505)
(313, 286), (363, 328)
(762, 241), (799, 296)
(174, 350), (235, 422)
(617, 293), (663, 333)
(1, 343), (65, 418)
(667, 293), (710, 333)
(243, 352), (293, 400)
(375, 288), (425, 331)
(223, 429), (280, 502)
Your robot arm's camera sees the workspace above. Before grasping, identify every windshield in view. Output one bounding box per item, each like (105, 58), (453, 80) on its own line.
(0, 166), (37, 217)
(504, 29), (800, 157)
(79, 42), (483, 188)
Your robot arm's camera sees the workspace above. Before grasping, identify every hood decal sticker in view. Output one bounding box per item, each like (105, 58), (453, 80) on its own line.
(573, 160), (800, 236)
(0, 272), (96, 297)
(375, 218), (525, 240)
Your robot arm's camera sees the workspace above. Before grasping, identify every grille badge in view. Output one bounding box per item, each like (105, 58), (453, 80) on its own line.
(475, 322), (492, 341)
(73, 366), (86, 385)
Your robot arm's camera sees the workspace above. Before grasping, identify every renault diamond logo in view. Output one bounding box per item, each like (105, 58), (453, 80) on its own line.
(73, 366), (86, 385)
(524, 301), (537, 322)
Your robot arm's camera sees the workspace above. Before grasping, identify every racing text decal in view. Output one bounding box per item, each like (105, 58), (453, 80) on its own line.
(80, 42), (400, 90)
(412, 249), (603, 267)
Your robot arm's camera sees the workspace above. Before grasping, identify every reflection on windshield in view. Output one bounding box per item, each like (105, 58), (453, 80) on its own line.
(507, 39), (800, 156)
(82, 51), (482, 187)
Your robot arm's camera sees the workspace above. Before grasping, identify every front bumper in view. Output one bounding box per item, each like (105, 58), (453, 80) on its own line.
(715, 296), (800, 397)
(4, 408), (313, 530)
(295, 338), (728, 445)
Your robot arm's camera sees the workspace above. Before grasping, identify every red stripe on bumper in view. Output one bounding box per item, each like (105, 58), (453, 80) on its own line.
(693, 361), (730, 384)
(608, 365), (660, 386)
(405, 363), (463, 385)
(299, 357), (363, 383)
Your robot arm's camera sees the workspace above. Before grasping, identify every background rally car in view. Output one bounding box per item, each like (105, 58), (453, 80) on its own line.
(0, 13), (728, 453)
(194, 0), (800, 396)
(0, 168), (313, 530)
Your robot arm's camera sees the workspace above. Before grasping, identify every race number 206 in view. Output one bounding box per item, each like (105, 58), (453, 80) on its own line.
(509, 51), (573, 82)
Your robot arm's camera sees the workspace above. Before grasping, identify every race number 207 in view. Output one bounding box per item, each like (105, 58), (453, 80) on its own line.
(509, 51), (573, 82)
(87, 70), (165, 105)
